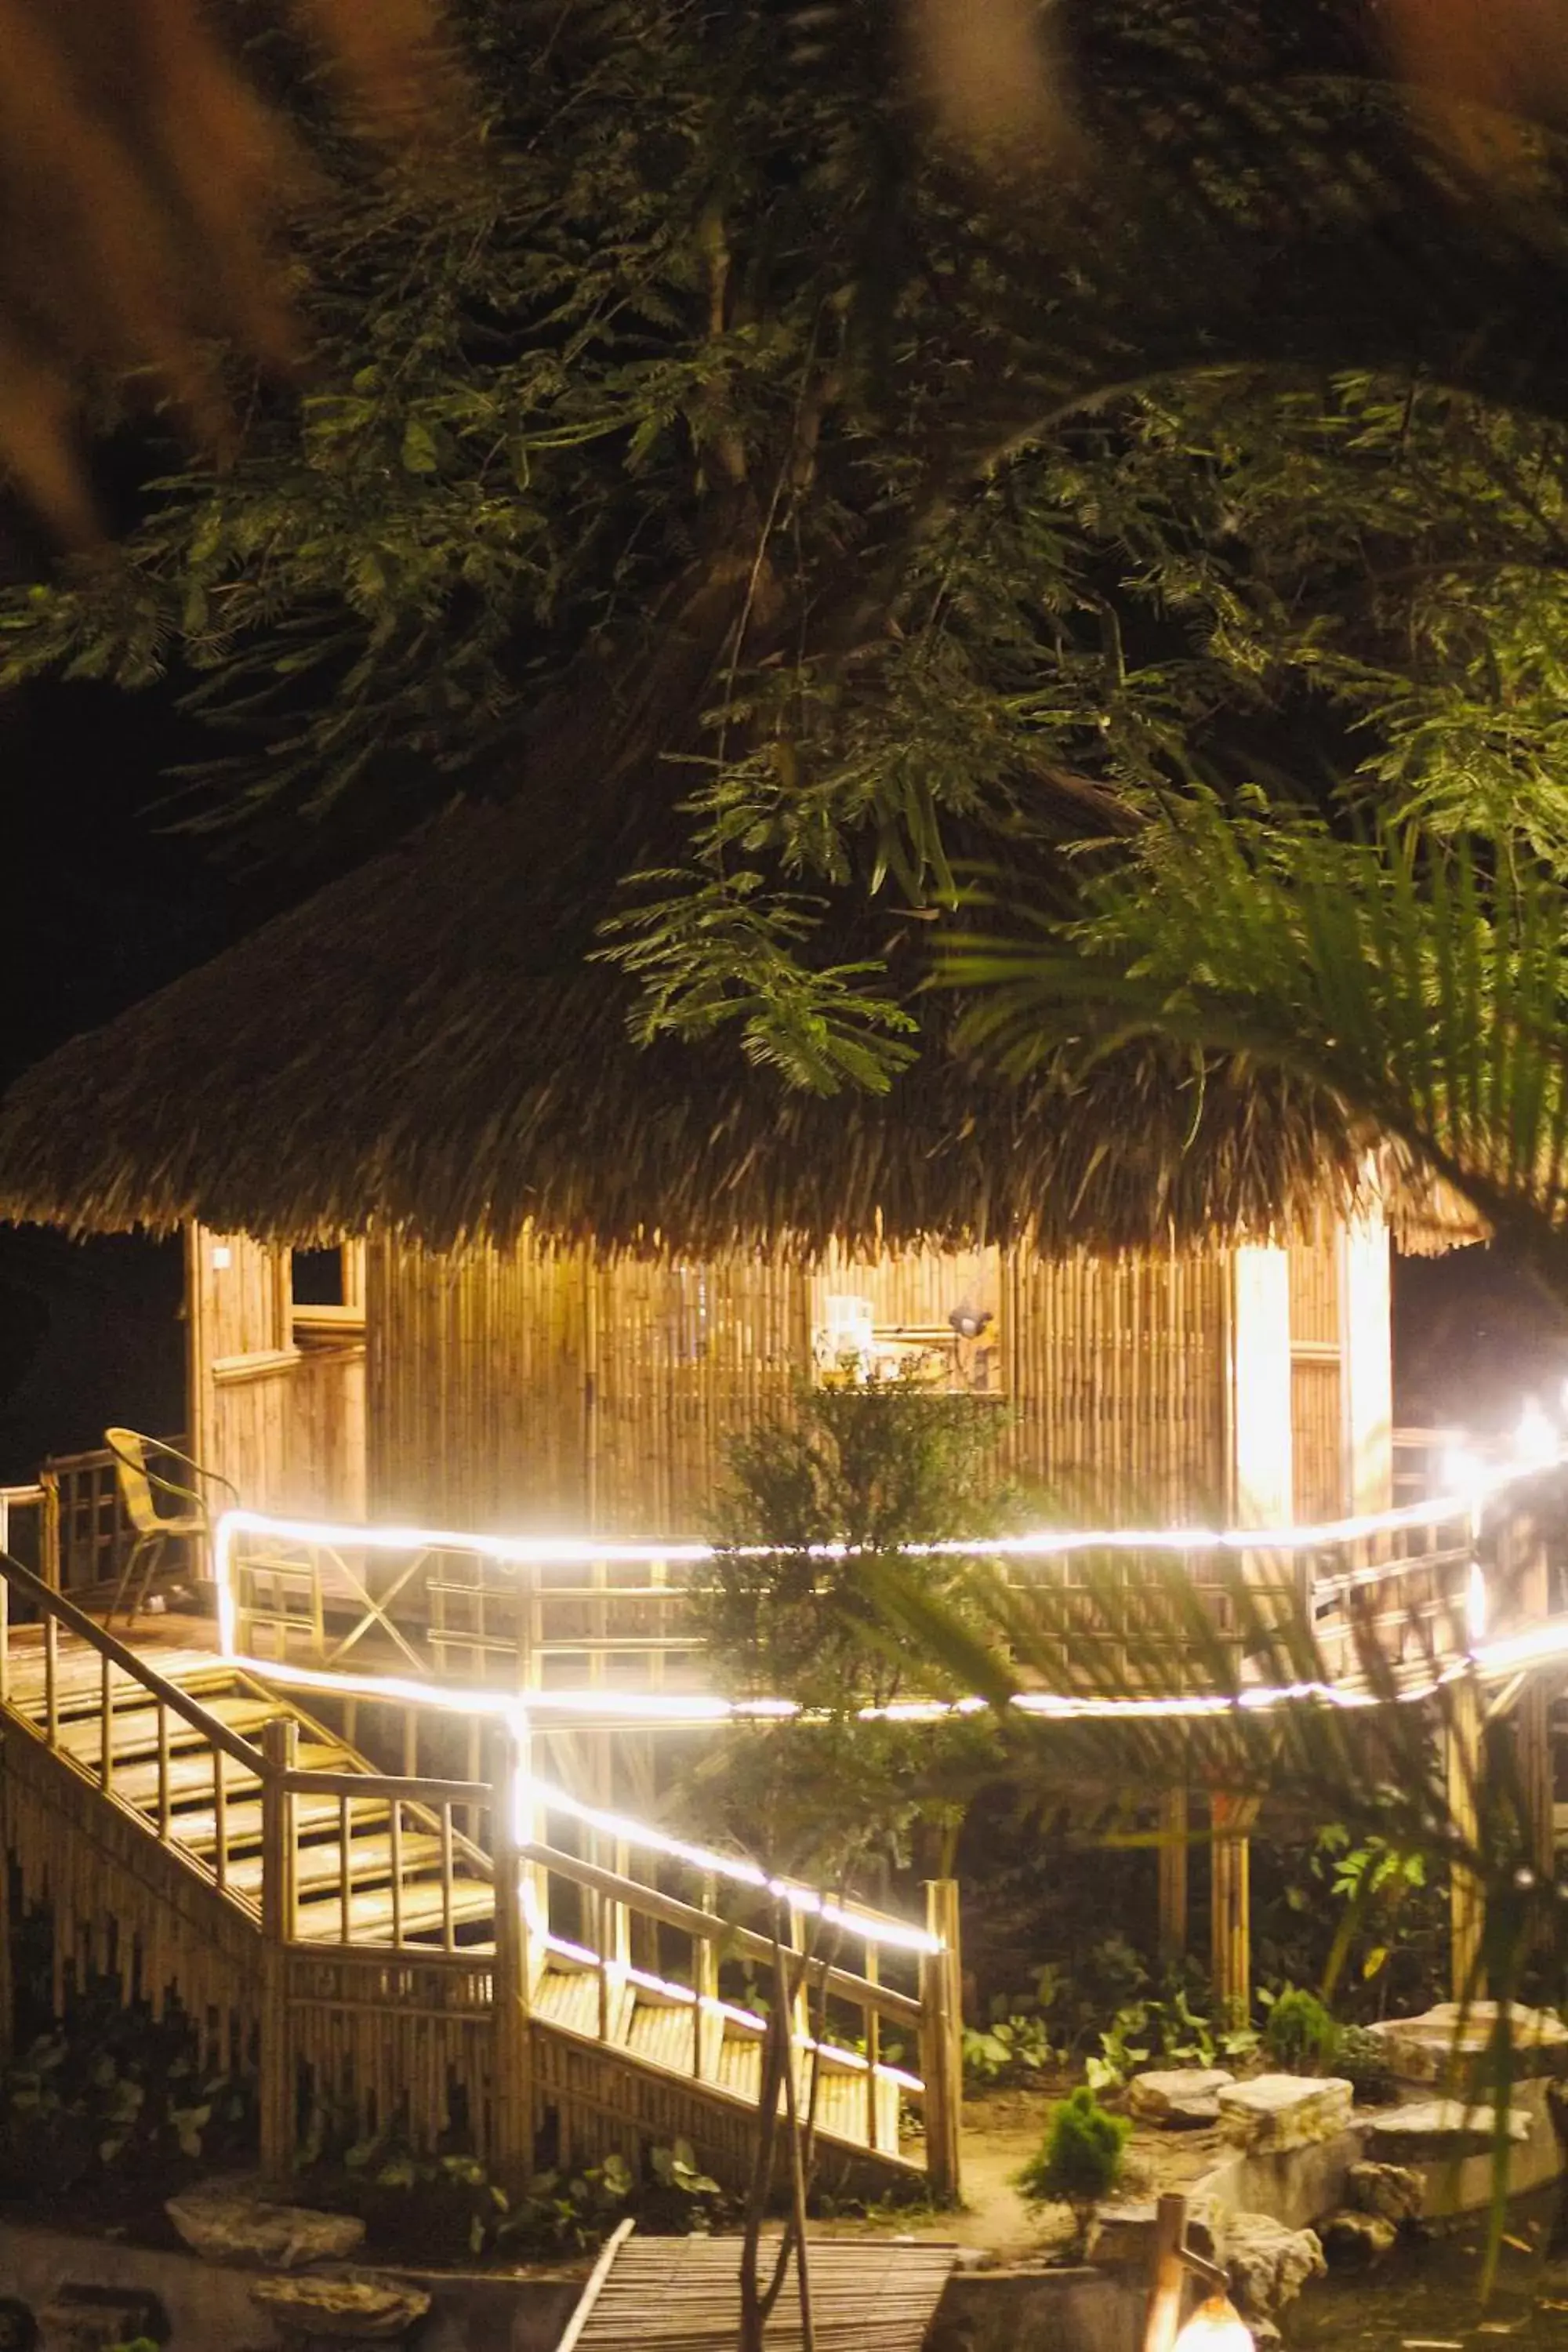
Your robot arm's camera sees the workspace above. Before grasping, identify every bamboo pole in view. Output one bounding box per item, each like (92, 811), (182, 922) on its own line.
(1156, 1788), (1189, 1967)
(1143, 2193), (1189, 2352)
(1208, 1791), (1257, 2024)
(1447, 1674), (1486, 1998)
(917, 1879), (963, 2205)
(260, 1715), (298, 2182)
(492, 1725), (535, 2187)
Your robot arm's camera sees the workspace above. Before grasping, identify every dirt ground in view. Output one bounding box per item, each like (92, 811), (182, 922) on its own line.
(869, 2086), (1225, 2264)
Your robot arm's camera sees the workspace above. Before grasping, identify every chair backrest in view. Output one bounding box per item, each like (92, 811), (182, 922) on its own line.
(105, 1428), (180, 1535)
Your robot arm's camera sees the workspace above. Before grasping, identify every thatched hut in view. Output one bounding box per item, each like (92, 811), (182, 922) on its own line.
(0, 786), (1468, 1541)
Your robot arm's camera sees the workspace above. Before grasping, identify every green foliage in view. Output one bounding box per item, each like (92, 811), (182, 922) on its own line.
(685, 1377), (1012, 1882)
(1015, 2087), (1131, 2256)
(949, 797), (1568, 1290)
(0, 2005), (253, 2204)
(1335, 2026), (1399, 2107)
(1260, 1987), (1340, 2074)
(1085, 1990), (1258, 2094)
(306, 2121), (727, 2262)
(962, 2010), (1056, 2090)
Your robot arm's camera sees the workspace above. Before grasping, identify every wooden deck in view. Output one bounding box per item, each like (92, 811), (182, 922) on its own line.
(562, 2227), (957, 2351)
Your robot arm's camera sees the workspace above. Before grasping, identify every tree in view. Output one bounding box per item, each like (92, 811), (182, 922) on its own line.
(13, 5), (1568, 1102)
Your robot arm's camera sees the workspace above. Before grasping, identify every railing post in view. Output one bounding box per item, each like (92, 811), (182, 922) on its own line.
(492, 1724), (535, 2186)
(1208, 1790), (1257, 2024)
(38, 1470), (60, 1594)
(1447, 1673), (1486, 1998)
(918, 1879), (963, 2205)
(260, 1715), (298, 2183)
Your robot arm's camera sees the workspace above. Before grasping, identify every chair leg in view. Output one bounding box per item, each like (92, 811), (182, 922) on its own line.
(131, 1535), (166, 1625)
(111, 1534), (151, 1627)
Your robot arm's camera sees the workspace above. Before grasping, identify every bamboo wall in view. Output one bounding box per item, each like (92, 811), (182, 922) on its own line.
(188, 1226), (367, 1519)
(191, 1203), (1390, 1540)
(362, 1232), (1233, 1535)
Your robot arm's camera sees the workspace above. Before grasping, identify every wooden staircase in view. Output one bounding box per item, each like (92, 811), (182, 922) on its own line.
(0, 1560), (952, 2201)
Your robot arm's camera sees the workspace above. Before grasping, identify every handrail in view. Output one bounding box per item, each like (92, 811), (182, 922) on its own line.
(283, 1767), (489, 1806)
(0, 1548), (265, 1770)
(523, 1838), (924, 2027)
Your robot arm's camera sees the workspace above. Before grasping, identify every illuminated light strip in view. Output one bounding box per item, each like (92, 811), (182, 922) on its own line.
(212, 1451), (1551, 1620)
(540, 1935), (923, 2089)
(517, 1767), (944, 1955)
(218, 1653), (940, 1952)
(212, 1460), (1555, 1687)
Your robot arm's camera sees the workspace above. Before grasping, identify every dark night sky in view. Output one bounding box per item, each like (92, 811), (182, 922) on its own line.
(0, 675), (249, 1477)
(0, 673), (1561, 1483)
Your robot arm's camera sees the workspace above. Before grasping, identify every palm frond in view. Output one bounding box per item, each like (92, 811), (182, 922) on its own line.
(946, 803), (1568, 1290)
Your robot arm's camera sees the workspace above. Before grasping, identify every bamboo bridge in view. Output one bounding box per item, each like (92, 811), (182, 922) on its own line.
(0, 1440), (1561, 2205)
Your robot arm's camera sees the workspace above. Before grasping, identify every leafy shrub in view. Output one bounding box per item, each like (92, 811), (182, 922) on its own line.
(1261, 1987), (1339, 2073)
(962, 2009), (1056, 2089)
(1335, 2025), (1397, 2105)
(1015, 2087), (1131, 2258)
(0, 2016), (252, 2204)
(305, 2125), (727, 2263)
(1085, 1990), (1257, 2092)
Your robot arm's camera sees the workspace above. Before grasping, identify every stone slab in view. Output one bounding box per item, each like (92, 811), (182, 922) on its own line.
(1218, 2074), (1354, 2152)
(1365, 2099), (1533, 2164)
(1127, 2068), (1234, 2129)
(1367, 2003), (1568, 2093)
(166, 2188), (365, 2270)
(251, 2275), (433, 2340)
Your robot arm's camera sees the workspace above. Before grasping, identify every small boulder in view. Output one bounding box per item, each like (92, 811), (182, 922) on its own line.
(166, 2187), (365, 2270)
(1345, 2160), (1424, 2225)
(1092, 2199), (1224, 2269)
(1218, 2074), (1354, 2152)
(249, 2276), (431, 2342)
(1127, 2067), (1235, 2129)
(1225, 2212), (1326, 2324)
(1320, 2209), (1399, 2267)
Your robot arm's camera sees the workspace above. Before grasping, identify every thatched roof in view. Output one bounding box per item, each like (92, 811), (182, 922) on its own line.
(0, 786), (1467, 1257)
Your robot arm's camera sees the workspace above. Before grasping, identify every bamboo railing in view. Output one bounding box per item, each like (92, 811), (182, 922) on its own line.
(0, 1547), (956, 2197)
(220, 1496), (1486, 1703)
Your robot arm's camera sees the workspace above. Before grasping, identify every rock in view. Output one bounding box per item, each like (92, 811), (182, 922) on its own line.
(1127, 2067), (1235, 2128)
(249, 2277), (431, 2341)
(166, 2187), (366, 2270)
(1224, 2212), (1326, 2324)
(1217, 2073), (1354, 2152)
(1365, 2099), (1534, 2165)
(1320, 2209), (1399, 2267)
(38, 2286), (167, 2352)
(1345, 2160), (1424, 2225)
(1366, 2005), (1568, 2094)
(1091, 2200), (1224, 2269)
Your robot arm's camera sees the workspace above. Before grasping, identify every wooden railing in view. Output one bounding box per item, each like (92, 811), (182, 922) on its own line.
(220, 1514), (709, 1688)
(0, 1545), (956, 2196)
(220, 1497), (1488, 1704)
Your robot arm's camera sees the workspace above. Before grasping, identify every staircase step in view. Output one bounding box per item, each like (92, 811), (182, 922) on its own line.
(103, 1738), (345, 1812)
(5, 1647), (234, 1714)
(46, 1697), (276, 1766)
(291, 1880), (496, 1944)
(170, 1792), (390, 1858)
(223, 1831), (452, 1898)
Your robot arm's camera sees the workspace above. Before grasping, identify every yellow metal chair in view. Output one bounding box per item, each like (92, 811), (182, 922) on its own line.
(103, 1429), (238, 1626)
